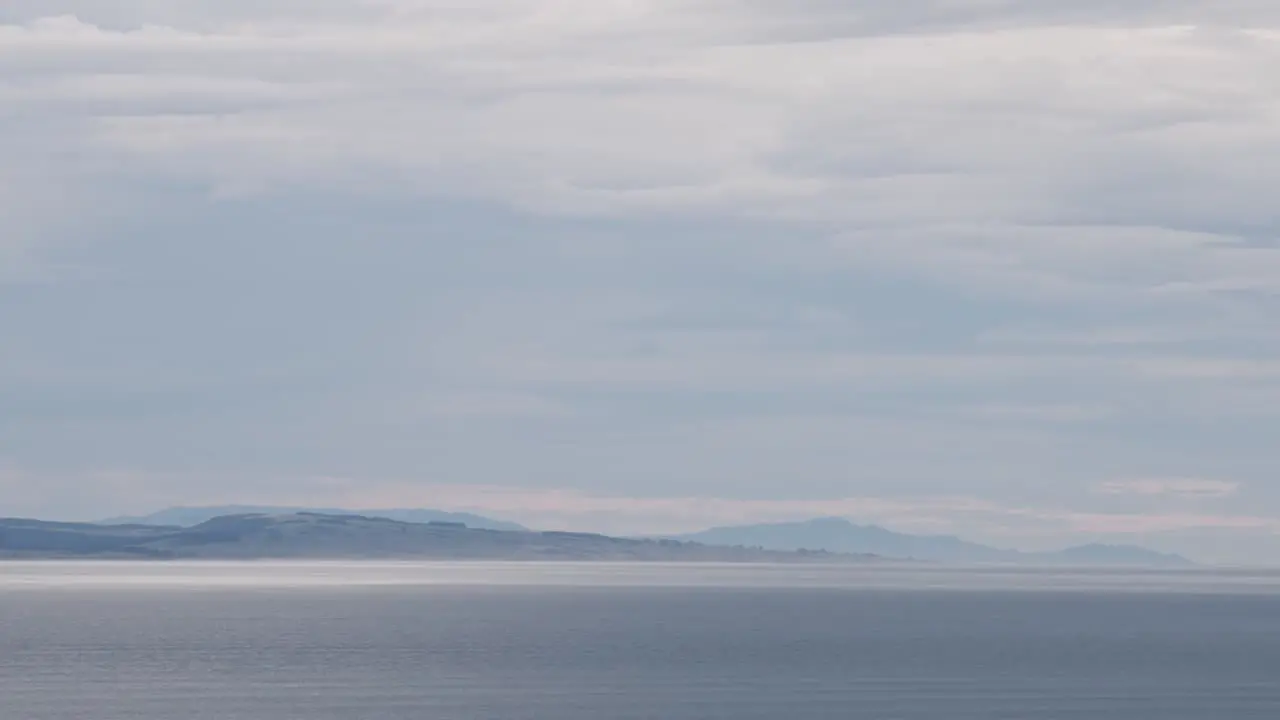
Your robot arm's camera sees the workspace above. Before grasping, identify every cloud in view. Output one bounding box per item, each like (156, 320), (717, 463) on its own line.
(3, 3), (1277, 301)
(4, 2), (1280, 563)
(1095, 477), (1241, 499)
(423, 392), (574, 419)
(1060, 510), (1273, 535)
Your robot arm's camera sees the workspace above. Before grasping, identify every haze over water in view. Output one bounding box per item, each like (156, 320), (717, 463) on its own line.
(5, 562), (1280, 719)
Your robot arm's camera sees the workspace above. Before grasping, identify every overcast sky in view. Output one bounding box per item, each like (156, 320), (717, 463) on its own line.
(2, 1), (1279, 563)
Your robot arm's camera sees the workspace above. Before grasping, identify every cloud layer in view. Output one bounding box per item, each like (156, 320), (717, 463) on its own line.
(2, 1), (1279, 562)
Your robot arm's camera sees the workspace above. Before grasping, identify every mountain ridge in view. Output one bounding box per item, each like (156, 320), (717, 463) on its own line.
(1, 512), (879, 563)
(673, 517), (1192, 567)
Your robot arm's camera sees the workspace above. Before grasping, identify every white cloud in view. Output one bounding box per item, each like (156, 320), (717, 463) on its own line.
(1095, 477), (1241, 499)
(2, 3), (1277, 300)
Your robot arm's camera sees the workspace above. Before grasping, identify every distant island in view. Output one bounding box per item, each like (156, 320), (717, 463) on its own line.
(0, 513), (879, 563)
(2, 507), (1192, 566)
(674, 517), (1192, 567)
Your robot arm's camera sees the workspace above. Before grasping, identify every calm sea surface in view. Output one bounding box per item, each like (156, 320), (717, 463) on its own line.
(4, 562), (1280, 719)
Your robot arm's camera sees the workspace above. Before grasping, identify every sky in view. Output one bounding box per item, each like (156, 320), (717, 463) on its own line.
(2, 1), (1279, 564)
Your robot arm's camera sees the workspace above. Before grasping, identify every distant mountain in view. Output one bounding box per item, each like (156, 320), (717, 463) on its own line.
(2, 513), (881, 563)
(1048, 543), (1192, 567)
(0, 518), (177, 557)
(101, 506), (527, 532)
(675, 518), (1192, 567)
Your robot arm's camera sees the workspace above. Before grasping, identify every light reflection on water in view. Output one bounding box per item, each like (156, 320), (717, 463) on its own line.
(4, 561), (1280, 593)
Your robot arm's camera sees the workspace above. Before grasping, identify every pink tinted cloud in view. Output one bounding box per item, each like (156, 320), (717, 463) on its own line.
(1061, 511), (1277, 534)
(9, 468), (1275, 540)
(309, 480), (1015, 534)
(314, 481), (1277, 537)
(1094, 477), (1240, 499)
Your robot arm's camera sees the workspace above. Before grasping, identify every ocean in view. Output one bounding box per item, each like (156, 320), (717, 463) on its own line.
(3, 562), (1279, 719)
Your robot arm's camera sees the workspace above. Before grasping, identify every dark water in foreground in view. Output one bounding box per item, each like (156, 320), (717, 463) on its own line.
(4, 562), (1280, 719)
